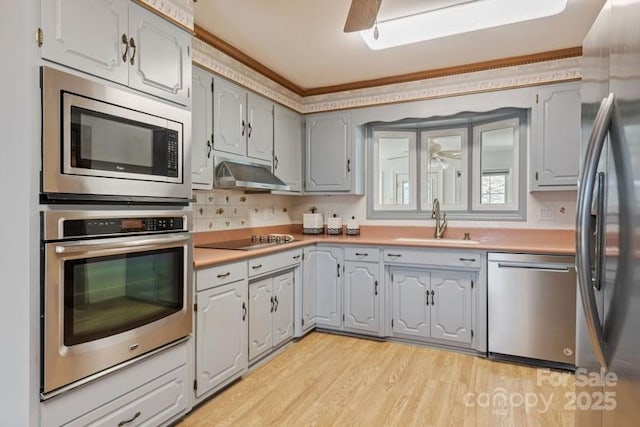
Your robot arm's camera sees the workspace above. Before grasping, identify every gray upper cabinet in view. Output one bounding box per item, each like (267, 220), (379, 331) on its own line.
(530, 82), (581, 190)
(213, 77), (247, 156)
(305, 111), (353, 192)
(191, 66), (213, 189)
(213, 76), (273, 162)
(41, 0), (191, 106)
(247, 92), (274, 162)
(274, 106), (303, 192)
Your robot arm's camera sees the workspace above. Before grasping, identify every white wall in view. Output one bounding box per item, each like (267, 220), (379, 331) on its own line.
(0, 1), (41, 425)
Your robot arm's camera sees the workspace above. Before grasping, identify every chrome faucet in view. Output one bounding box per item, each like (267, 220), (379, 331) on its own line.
(431, 198), (447, 239)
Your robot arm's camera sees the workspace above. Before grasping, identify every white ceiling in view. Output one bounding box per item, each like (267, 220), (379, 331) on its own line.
(194, 0), (605, 90)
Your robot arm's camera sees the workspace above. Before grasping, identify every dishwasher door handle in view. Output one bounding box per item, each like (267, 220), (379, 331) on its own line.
(495, 263), (572, 273)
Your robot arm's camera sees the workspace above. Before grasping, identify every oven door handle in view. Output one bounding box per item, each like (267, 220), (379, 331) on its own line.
(55, 234), (190, 254)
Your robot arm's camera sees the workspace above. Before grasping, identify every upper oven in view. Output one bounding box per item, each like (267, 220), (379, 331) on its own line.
(41, 210), (193, 397)
(41, 66), (191, 204)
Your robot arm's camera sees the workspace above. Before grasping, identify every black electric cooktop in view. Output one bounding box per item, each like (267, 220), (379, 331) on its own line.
(195, 234), (295, 251)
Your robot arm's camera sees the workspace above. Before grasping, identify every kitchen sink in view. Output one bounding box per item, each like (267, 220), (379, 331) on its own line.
(393, 237), (480, 244)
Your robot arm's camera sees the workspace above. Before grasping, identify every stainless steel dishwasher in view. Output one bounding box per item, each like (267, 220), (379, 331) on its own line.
(488, 253), (576, 367)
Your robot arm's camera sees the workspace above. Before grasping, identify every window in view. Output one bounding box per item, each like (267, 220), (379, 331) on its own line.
(367, 109), (526, 220)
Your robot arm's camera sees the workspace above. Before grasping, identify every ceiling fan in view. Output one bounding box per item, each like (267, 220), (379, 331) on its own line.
(429, 142), (461, 169)
(343, 0), (382, 32)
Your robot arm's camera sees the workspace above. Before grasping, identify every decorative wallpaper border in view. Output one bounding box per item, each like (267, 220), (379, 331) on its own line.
(193, 38), (582, 114)
(135, 0), (194, 31)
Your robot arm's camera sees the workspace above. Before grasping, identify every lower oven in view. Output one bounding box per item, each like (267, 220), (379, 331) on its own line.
(41, 210), (192, 398)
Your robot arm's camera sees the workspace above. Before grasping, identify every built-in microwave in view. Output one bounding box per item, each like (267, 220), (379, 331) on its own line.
(41, 66), (191, 204)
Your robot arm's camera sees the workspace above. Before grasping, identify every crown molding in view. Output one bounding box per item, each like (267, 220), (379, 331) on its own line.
(192, 36), (582, 114)
(134, 0), (194, 32)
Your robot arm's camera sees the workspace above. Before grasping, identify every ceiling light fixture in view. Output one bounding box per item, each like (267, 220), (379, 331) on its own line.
(361, 0), (568, 50)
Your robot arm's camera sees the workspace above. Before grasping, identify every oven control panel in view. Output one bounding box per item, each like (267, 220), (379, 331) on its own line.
(62, 216), (185, 238)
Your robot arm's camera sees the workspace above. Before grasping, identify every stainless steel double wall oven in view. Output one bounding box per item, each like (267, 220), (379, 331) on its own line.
(39, 66), (193, 398)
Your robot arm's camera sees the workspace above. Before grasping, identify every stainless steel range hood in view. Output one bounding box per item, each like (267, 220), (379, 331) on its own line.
(214, 157), (289, 191)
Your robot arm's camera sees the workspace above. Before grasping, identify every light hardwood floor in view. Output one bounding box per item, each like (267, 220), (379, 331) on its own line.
(179, 332), (575, 427)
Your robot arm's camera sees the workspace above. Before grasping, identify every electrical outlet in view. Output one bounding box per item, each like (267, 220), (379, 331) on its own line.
(539, 206), (555, 221)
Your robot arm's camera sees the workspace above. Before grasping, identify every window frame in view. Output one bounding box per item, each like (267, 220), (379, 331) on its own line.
(366, 109), (528, 221)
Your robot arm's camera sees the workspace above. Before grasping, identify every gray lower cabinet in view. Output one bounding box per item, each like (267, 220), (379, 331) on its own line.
(390, 267), (474, 346)
(343, 261), (381, 334)
(249, 271), (295, 362)
(301, 247), (318, 333)
(195, 280), (248, 398)
(313, 246), (343, 328)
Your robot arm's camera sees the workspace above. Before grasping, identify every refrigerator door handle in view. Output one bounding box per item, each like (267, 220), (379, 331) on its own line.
(577, 93), (614, 370)
(593, 172), (606, 291)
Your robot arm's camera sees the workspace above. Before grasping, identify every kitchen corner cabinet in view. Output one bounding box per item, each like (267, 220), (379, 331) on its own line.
(213, 76), (274, 162)
(390, 268), (474, 345)
(249, 271), (295, 362)
(191, 66), (214, 189)
(41, 0), (191, 106)
(313, 246), (344, 328)
(273, 105), (303, 192)
(530, 82), (581, 190)
(194, 262), (248, 399)
(305, 111), (356, 193)
(301, 247), (318, 333)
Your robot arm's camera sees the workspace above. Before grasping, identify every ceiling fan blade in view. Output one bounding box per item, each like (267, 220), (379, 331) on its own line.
(439, 150), (462, 160)
(344, 0), (382, 33)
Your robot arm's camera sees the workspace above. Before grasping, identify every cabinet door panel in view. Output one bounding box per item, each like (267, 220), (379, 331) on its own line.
(247, 92), (274, 161)
(195, 281), (247, 397)
(213, 78), (246, 156)
(430, 271), (473, 344)
(302, 248), (318, 331)
(532, 83), (581, 188)
(128, 3), (191, 105)
(315, 247), (343, 328)
(273, 271), (294, 346)
(305, 113), (351, 191)
(191, 66), (213, 189)
(343, 262), (379, 334)
(273, 106), (303, 191)
(391, 269), (429, 339)
(41, 0), (129, 84)
(249, 278), (273, 361)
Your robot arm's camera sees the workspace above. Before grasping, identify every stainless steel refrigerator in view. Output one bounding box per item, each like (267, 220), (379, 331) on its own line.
(576, 0), (640, 426)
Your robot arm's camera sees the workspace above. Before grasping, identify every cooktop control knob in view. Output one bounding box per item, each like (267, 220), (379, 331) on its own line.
(275, 236), (282, 243)
(251, 235), (257, 242)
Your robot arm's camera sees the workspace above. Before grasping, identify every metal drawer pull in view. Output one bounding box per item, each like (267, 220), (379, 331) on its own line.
(355, 253), (368, 256)
(459, 258), (476, 262)
(128, 37), (136, 65)
(387, 253), (402, 258)
(430, 290), (435, 306)
(293, 255), (301, 260)
(252, 264), (263, 270)
(242, 302), (247, 321)
(118, 412), (141, 426)
(121, 34), (129, 62)
(216, 272), (231, 279)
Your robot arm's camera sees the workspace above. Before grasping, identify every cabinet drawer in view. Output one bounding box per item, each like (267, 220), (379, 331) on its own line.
(248, 249), (303, 278)
(68, 365), (188, 427)
(197, 261), (247, 291)
(344, 247), (380, 262)
(383, 248), (481, 269)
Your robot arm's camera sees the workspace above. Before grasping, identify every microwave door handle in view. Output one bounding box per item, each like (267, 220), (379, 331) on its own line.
(577, 93), (614, 371)
(55, 234), (190, 254)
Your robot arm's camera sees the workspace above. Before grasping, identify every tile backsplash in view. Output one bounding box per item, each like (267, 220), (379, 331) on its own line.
(192, 189), (295, 232)
(193, 188), (577, 232)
